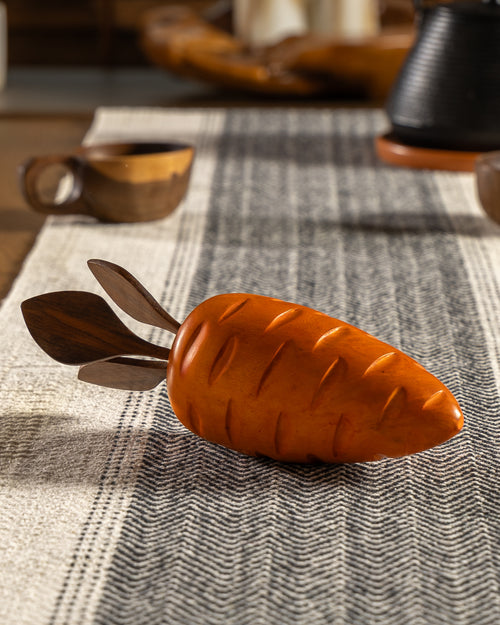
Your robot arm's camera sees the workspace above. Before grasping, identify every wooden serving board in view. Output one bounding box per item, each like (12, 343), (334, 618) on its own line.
(140, 6), (413, 99)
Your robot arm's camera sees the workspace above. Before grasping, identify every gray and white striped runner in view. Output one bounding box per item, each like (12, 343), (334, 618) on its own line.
(1, 108), (499, 625)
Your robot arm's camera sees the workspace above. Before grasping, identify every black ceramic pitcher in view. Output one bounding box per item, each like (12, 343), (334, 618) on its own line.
(386, 0), (500, 152)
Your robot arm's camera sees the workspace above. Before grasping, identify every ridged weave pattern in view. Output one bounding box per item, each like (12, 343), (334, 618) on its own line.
(0, 109), (499, 625)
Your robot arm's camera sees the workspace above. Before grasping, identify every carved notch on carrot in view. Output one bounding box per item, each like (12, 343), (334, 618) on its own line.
(21, 259), (464, 463)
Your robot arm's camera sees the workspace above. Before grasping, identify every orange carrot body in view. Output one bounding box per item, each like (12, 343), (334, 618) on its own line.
(167, 293), (463, 463)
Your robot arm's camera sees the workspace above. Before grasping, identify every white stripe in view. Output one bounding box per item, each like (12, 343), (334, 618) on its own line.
(57, 109), (226, 625)
(0, 108), (225, 625)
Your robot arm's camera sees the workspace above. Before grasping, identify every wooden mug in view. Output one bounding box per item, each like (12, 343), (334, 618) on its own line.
(19, 142), (195, 223)
(476, 151), (500, 226)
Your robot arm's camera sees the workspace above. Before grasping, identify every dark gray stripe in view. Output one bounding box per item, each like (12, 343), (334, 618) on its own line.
(49, 393), (138, 625)
(92, 110), (500, 625)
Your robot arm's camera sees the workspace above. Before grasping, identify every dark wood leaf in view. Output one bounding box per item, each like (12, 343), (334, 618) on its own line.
(88, 259), (181, 333)
(21, 291), (170, 365)
(78, 357), (167, 390)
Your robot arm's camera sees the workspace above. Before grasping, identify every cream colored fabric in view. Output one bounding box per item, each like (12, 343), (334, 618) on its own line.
(0, 109), (225, 624)
(1, 108), (499, 625)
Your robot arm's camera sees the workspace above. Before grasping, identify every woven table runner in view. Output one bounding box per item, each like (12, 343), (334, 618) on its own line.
(1, 108), (499, 625)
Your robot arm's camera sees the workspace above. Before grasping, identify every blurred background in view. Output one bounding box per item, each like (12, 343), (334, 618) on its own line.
(6, 0), (207, 67)
(5, 1), (413, 67)
(0, 0), (419, 113)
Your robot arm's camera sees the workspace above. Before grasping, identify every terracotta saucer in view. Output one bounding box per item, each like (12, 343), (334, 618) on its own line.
(376, 133), (480, 172)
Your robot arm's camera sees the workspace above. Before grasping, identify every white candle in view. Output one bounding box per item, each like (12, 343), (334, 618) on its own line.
(339, 0), (380, 38)
(307, 0), (342, 37)
(234, 0), (309, 47)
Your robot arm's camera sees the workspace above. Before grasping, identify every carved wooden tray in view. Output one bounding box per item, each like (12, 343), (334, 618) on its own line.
(140, 6), (414, 99)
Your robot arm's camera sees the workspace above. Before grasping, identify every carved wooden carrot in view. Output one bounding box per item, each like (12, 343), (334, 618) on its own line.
(21, 260), (463, 463)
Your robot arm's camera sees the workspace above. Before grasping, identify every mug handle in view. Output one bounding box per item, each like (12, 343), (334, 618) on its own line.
(18, 154), (90, 216)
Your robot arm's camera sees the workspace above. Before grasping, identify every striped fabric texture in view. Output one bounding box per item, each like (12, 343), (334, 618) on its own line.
(1, 108), (499, 625)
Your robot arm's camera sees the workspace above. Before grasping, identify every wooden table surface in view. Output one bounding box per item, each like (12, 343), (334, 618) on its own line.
(0, 114), (93, 300)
